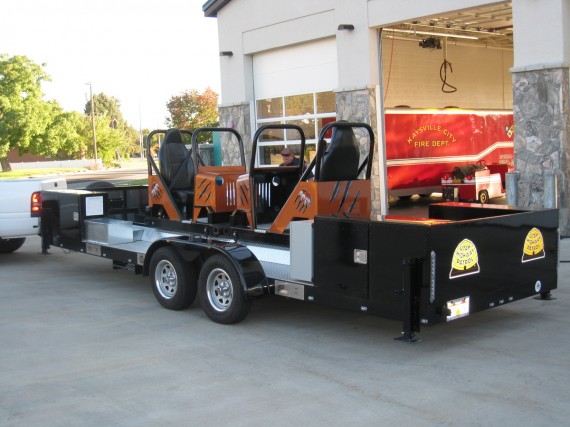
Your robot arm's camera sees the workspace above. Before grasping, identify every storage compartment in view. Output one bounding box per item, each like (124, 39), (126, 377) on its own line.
(85, 218), (140, 245)
(42, 189), (109, 243)
(314, 217), (369, 299)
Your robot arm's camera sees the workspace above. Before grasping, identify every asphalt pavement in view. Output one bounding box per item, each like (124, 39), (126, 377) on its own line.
(1, 234), (569, 427)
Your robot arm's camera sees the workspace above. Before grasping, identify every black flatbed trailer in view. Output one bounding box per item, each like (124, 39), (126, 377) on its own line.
(40, 184), (559, 341)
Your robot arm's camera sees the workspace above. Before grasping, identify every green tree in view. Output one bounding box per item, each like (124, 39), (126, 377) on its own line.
(42, 109), (91, 159)
(166, 87), (219, 138)
(84, 92), (142, 163)
(92, 115), (127, 165)
(86, 93), (124, 126)
(0, 54), (52, 171)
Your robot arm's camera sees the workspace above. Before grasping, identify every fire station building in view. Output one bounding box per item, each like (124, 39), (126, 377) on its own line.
(202, 0), (570, 235)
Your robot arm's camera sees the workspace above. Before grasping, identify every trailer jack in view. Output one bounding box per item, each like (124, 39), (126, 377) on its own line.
(534, 291), (556, 301)
(394, 257), (423, 343)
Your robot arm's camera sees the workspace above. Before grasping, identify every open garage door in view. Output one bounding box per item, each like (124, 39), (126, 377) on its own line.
(375, 2), (514, 199)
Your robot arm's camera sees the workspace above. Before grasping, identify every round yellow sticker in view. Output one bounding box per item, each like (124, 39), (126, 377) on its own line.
(450, 239), (480, 279)
(522, 228), (545, 262)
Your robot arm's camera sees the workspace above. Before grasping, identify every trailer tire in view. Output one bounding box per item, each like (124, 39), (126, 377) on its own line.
(198, 254), (252, 324)
(150, 246), (197, 310)
(85, 181), (115, 189)
(0, 237), (26, 254)
(478, 190), (489, 204)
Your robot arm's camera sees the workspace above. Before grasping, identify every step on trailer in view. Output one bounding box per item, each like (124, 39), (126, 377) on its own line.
(39, 122), (559, 341)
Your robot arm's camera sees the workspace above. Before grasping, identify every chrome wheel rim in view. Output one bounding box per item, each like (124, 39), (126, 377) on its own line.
(206, 268), (233, 312)
(155, 260), (177, 300)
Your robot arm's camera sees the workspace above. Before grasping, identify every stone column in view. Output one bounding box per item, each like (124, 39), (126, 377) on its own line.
(335, 86), (381, 218)
(218, 103), (252, 169)
(512, 66), (570, 235)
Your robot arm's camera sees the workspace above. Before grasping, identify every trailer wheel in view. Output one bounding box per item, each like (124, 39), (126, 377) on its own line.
(85, 181), (115, 189)
(198, 254), (252, 324)
(150, 247), (197, 310)
(478, 190), (489, 204)
(0, 237), (26, 254)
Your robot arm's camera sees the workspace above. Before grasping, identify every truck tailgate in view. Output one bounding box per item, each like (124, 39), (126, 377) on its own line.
(0, 177), (66, 238)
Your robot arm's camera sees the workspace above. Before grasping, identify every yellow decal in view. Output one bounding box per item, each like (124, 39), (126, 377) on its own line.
(406, 124), (457, 148)
(449, 239), (480, 279)
(522, 227), (545, 263)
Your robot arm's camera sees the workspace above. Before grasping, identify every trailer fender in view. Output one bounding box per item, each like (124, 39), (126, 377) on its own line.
(143, 238), (271, 298)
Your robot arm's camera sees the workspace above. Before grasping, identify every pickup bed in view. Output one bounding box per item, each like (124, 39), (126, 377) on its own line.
(0, 177), (67, 253)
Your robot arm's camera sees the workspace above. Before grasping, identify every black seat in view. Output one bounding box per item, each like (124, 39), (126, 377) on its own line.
(158, 129), (195, 207)
(319, 126), (360, 181)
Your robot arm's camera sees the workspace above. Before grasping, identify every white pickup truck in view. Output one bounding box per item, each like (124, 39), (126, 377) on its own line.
(0, 177), (67, 253)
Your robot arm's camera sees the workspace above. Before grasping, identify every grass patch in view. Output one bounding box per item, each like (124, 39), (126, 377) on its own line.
(0, 168), (87, 179)
(118, 178), (148, 186)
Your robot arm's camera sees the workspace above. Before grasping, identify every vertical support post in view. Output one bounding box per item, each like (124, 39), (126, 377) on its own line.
(506, 171), (519, 206)
(543, 171), (557, 208)
(394, 257), (423, 343)
(87, 82), (98, 166)
(40, 208), (52, 255)
(376, 29), (389, 217)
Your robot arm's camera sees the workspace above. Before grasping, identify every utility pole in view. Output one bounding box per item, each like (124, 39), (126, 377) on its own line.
(86, 82), (98, 166)
(139, 103), (144, 159)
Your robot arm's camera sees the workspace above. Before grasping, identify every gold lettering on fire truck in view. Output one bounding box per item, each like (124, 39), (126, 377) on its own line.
(521, 227), (545, 263)
(407, 125), (457, 148)
(449, 239), (480, 279)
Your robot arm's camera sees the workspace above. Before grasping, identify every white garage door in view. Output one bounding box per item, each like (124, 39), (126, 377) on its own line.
(253, 38), (338, 99)
(252, 38), (338, 166)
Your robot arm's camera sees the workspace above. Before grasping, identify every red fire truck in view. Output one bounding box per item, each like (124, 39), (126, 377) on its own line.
(441, 163), (508, 203)
(385, 108), (514, 198)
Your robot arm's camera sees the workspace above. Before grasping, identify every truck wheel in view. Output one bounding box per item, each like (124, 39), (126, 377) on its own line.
(0, 237), (26, 254)
(198, 254), (252, 324)
(478, 190), (489, 204)
(150, 247), (197, 310)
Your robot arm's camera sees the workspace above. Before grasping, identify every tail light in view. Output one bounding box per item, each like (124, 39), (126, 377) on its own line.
(31, 191), (42, 217)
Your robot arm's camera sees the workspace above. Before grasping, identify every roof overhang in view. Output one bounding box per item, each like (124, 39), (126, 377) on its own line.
(203, 0), (232, 17)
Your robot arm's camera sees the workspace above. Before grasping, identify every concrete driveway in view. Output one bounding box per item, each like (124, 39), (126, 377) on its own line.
(1, 236), (569, 426)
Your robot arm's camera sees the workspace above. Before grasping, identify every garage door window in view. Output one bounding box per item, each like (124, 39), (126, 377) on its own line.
(255, 91), (336, 166)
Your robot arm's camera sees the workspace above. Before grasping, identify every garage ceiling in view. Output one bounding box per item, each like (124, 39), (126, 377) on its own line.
(382, 2), (513, 49)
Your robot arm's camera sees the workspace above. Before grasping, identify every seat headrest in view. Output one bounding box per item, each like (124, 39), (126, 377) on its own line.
(163, 128), (184, 145)
(319, 125), (360, 182)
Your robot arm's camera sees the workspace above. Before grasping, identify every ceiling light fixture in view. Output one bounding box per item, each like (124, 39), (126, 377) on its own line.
(387, 28), (478, 40)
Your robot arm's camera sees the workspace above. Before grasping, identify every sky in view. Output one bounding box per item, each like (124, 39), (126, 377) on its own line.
(1, 0), (221, 130)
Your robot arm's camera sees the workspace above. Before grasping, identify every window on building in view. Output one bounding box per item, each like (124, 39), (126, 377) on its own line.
(255, 91), (336, 166)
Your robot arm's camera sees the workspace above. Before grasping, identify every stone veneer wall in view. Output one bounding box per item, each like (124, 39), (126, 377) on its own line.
(218, 103), (252, 168)
(336, 87), (381, 218)
(512, 67), (570, 236)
